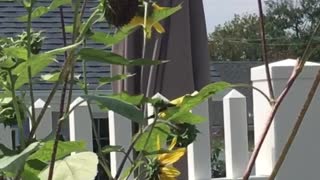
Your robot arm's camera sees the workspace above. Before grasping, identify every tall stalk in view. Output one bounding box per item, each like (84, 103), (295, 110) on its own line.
(82, 58), (113, 178)
(26, 1), (36, 126)
(8, 70), (25, 149)
(47, 1), (82, 179)
(27, 5), (100, 142)
(257, 0), (275, 102)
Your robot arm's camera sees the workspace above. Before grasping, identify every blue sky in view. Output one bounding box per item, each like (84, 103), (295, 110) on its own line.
(203, 0), (258, 33)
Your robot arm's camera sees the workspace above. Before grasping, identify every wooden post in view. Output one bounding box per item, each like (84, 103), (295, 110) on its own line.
(108, 111), (132, 179)
(251, 59), (320, 179)
(223, 90), (248, 178)
(188, 100), (212, 180)
(0, 124), (13, 149)
(29, 98), (52, 140)
(69, 97), (93, 151)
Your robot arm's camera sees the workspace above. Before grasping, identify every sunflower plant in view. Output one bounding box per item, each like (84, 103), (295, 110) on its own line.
(0, 0), (231, 180)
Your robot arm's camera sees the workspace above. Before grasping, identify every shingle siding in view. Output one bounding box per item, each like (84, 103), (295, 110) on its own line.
(0, 0), (111, 90)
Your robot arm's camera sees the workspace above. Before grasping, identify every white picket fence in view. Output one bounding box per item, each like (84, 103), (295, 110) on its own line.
(1, 59), (320, 180)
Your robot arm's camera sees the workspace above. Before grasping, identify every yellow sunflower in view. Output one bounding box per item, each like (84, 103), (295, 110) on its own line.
(128, 3), (166, 38)
(156, 136), (186, 180)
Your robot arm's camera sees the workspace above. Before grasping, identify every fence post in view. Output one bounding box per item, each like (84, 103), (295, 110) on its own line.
(0, 124), (13, 149)
(223, 89), (248, 178)
(251, 59), (320, 179)
(188, 100), (212, 180)
(108, 111), (132, 179)
(29, 98), (52, 139)
(69, 97), (93, 151)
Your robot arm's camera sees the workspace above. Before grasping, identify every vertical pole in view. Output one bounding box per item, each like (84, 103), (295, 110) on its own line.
(108, 111), (132, 179)
(223, 90), (249, 178)
(29, 99), (52, 139)
(188, 100), (212, 180)
(69, 97), (93, 150)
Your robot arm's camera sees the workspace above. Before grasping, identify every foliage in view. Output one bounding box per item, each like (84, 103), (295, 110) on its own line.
(208, 0), (320, 61)
(38, 152), (98, 180)
(0, 0), (230, 180)
(211, 140), (226, 178)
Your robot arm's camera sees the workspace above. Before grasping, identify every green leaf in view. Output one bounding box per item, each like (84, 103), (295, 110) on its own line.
(120, 161), (144, 180)
(28, 141), (86, 163)
(0, 142), (39, 175)
(151, 4), (182, 26)
(167, 82), (231, 121)
(41, 72), (60, 82)
(38, 152), (98, 180)
(83, 95), (144, 124)
(21, 167), (41, 180)
(0, 144), (15, 159)
(79, 9), (102, 38)
(78, 48), (130, 65)
(101, 145), (124, 154)
(12, 53), (55, 89)
(65, 25), (73, 33)
(167, 110), (206, 124)
(98, 74), (135, 87)
(45, 40), (83, 56)
(134, 123), (170, 152)
(128, 59), (168, 66)
(108, 92), (146, 106)
(18, 0), (72, 21)
(90, 23), (139, 46)
(78, 48), (166, 66)
(23, 159), (47, 179)
(3, 47), (28, 60)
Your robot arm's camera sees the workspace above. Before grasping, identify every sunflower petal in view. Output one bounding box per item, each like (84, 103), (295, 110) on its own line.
(153, 3), (166, 11)
(168, 137), (177, 150)
(159, 174), (176, 180)
(153, 22), (165, 34)
(128, 16), (144, 27)
(160, 166), (181, 178)
(170, 96), (184, 106)
(158, 148), (186, 165)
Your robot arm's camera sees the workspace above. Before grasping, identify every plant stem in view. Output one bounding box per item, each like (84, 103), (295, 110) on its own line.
(140, 1), (149, 95)
(88, 103), (113, 178)
(232, 83), (272, 104)
(82, 58), (113, 178)
(47, 1), (82, 179)
(8, 70), (25, 148)
(269, 69), (320, 180)
(257, 0), (274, 102)
(114, 119), (155, 179)
(26, 1), (36, 126)
(117, 109), (160, 179)
(27, 2), (99, 142)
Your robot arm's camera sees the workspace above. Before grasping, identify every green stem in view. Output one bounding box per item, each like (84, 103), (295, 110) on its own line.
(47, 1), (82, 180)
(26, 1), (36, 126)
(82, 60), (113, 178)
(28, 0), (99, 141)
(8, 70), (25, 148)
(119, 111), (160, 179)
(114, 120), (153, 179)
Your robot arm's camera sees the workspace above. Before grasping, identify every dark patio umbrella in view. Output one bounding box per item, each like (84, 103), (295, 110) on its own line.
(112, 0), (211, 178)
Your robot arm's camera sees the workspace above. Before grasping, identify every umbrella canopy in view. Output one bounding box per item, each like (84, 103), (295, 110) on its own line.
(112, 0), (211, 178)
(112, 0), (210, 98)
